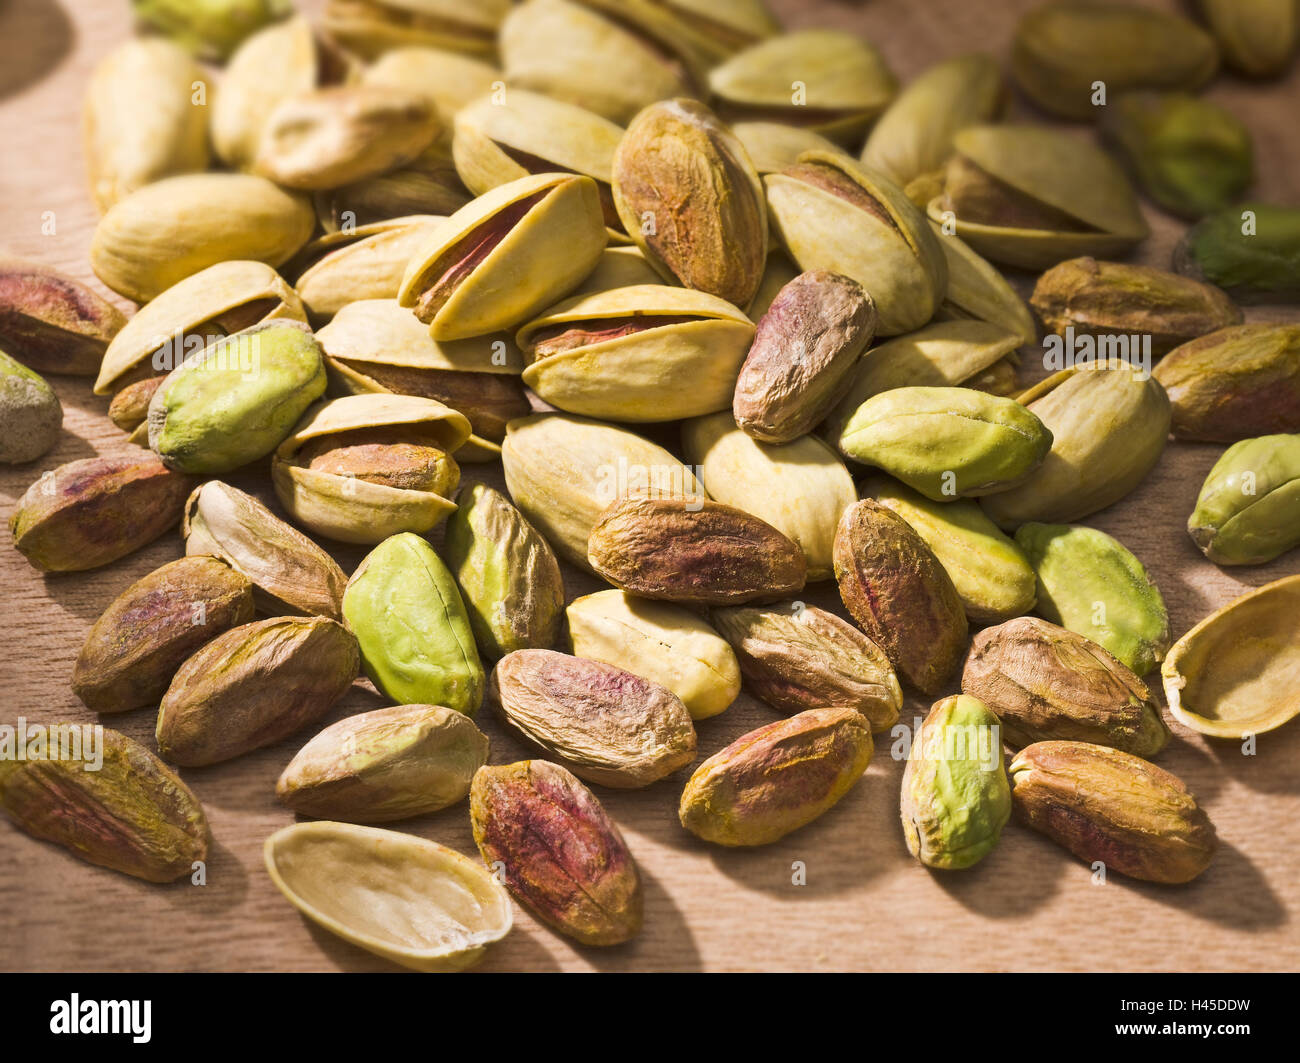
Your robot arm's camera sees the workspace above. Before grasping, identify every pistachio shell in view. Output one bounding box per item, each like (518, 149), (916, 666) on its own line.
(264, 821), (511, 972)
(1198, 0), (1299, 77)
(321, 0), (508, 59)
(131, 0), (293, 62)
(931, 226), (1038, 345)
(315, 135), (470, 230)
(0, 258), (126, 376)
(361, 46), (501, 116)
(0, 350), (62, 464)
(572, 246), (665, 297)
(1162, 575), (1300, 738)
(747, 250), (800, 321)
(732, 122), (848, 176)
(1188, 434), (1300, 565)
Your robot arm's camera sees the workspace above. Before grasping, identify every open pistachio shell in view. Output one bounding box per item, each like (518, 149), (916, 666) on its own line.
(591, 0), (778, 69)
(518, 285), (755, 422)
(747, 250), (800, 321)
(732, 122), (849, 176)
(1162, 575), (1300, 738)
(321, 0), (508, 59)
(264, 821), (511, 972)
(361, 46), (501, 117)
(398, 172), (607, 341)
(930, 224), (1038, 345)
(94, 260), (305, 396)
(572, 246), (665, 297)
(272, 393), (471, 543)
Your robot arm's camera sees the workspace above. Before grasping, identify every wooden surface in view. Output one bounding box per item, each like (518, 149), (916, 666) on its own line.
(3, 0), (1299, 973)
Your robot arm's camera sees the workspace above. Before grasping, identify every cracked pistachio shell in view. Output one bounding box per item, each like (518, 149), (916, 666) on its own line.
(343, 532), (484, 715)
(1012, 3), (1218, 121)
(708, 29), (896, 144)
(1162, 574), (1300, 738)
(0, 258), (126, 376)
(84, 38), (210, 214)
(182, 480), (348, 618)
(272, 393), (470, 544)
(766, 151), (947, 335)
(0, 728), (208, 883)
(264, 821), (511, 971)
(94, 260), (306, 396)
(710, 600), (901, 731)
(612, 99), (768, 307)
(500, 412), (707, 570)
(90, 174), (315, 303)
(500, 0), (698, 125)
(1189, 434), (1300, 565)
(321, 0), (508, 59)
(982, 366), (1171, 528)
(901, 694), (1010, 870)
(840, 386), (1052, 501)
(679, 707), (873, 846)
(443, 482), (565, 661)
(361, 46), (500, 116)
(683, 411), (857, 582)
(931, 226), (1038, 345)
(0, 350), (62, 464)
(929, 125), (1149, 271)
(130, 0), (293, 62)
(518, 285), (755, 422)
(567, 590), (740, 721)
(1009, 741), (1215, 884)
(277, 704), (490, 822)
(147, 319), (326, 475)
(572, 247), (664, 298)
(1015, 523), (1170, 676)
(291, 215), (444, 320)
(862, 53), (1005, 189)
(732, 122), (848, 176)
(864, 475), (1036, 624)
(398, 172), (607, 341)
(1198, 0), (1299, 77)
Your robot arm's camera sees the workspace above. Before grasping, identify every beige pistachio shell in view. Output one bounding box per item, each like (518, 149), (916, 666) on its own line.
(1162, 575), (1300, 739)
(572, 247), (665, 297)
(321, 0), (508, 59)
(733, 122), (849, 176)
(84, 38), (210, 214)
(931, 224), (1038, 345)
(518, 285), (755, 422)
(361, 46), (501, 116)
(94, 260), (306, 396)
(683, 411), (857, 582)
(264, 821), (511, 972)
(586, 0), (777, 70)
(748, 251), (800, 321)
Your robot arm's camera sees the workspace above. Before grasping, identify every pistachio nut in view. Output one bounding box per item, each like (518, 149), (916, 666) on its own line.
(343, 532), (484, 715)
(932, 226), (1038, 345)
(1031, 257), (1243, 358)
(500, 411), (707, 570)
(73, 555), (255, 714)
(708, 29), (896, 145)
(1102, 92), (1253, 220)
(10, 453), (194, 573)
(861, 53), (1005, 191)
(930, 125), (1149, 271)
(601, 0), (777, 70)
(84, 38), (210, 213)
(982, 366), (1172, 528)
(321, 0), (508, 60)
(264, 821), (511, 972)
(1188, 434), (1300, 565)
(612, 98), (767, 307)
(732, 122), (848, 176)
(1153, 323), (1300, 442)
(0, 350), (62, 464)
(147, 320), (326, 475)
(1197, 0), (1299, 77)
(1011, 3), (1218, 120)
(0, 728), (208, 883)
(361, 45), (500, 117)
(573, 246), (665, 297)
(682, 411), (857, 582)
(182, 480), (348, 618)
(963, 616), (1170, 757)
(833, 498), (968, 695)
(277, 704), (490, 823)
(130, 0), (293, 61)
(289, 215), (444, 321)
(901, 694), (1011, 870)
(0, 258), (126, 376)
(567, 590), (740, 721)
(156, 616), (360, 766)
(90, 173), (315, 303)
(500, 0), (698, 125)
(679, 707), (873, 847)
(398, 172), (607, 341)
(588, 495), (808, 606)
(491, 649), (698, 789)
(711, 600), (901, 731)
(840, 386), (1053, 501)
(1009, 741), (1215, 884)
(94, 259), (306, 397)
(1015, 523), (1171, 676)
(272, 393), (470, 543)
(443, 482), (565, 661)
(470, 760), (642, 946)
(314, 133), (471, 228)
(517, 285), (755, 422)
(733, 270), (876, 444)
(1172, 204), (1300, 303)
(108, 377), (163, 441)
(863, 474), (1036, 624)
(1162, 574), (1300, 738)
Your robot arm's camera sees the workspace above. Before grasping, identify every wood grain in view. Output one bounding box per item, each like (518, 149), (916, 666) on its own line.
(2, 0), (1298, 973)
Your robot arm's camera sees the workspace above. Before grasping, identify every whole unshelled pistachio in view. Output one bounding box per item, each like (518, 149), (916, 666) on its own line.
(1173, 204), (1300, 303)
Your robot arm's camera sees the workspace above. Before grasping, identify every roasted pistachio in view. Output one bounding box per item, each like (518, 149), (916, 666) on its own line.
(732, 122), (848, 176)
(361, 45), (501, 117)
(0, 258), (126, 376)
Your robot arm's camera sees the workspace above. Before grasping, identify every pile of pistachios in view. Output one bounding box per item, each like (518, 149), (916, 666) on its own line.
(2, 0), (1299, 971)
